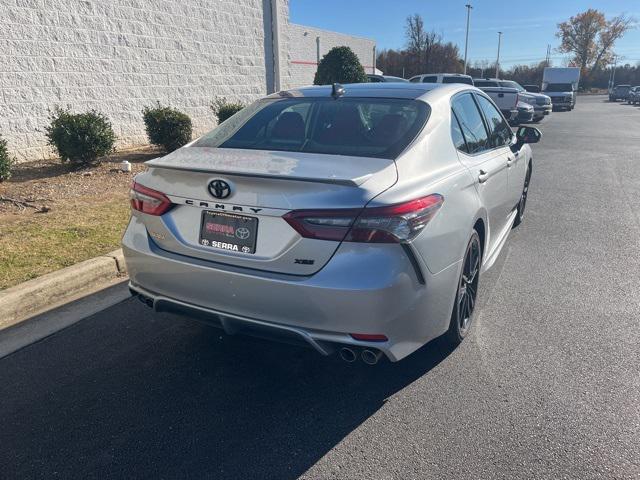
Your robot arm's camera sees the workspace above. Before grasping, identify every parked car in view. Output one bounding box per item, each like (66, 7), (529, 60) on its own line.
(516, 100), (535, 124)
(496, 79), (552, 122)
(542, 67), (580, 110)
(472, 79), (519, 124)
(367, 74), (408, 83)
(523, 85), (541, 93)
(610, 84), (632, 101)
(627, 86), (640, 105)
(123, 82), (541, 363)
(409, 73), (474, 85)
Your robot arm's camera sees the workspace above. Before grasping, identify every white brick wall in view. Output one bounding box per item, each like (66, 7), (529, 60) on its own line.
(285, 23), (376, 88)
(0, 0), (376, 163)
(0, 0), (290, 162)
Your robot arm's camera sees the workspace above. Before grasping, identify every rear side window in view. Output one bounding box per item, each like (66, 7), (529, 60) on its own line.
(443, 76), (473, 85)
(475, 95), (513, 148)
(194, 97), (430, 160)
(422, 76), (437, 83)
(451, 94), (490, 154)
(450, 110), (468, 153)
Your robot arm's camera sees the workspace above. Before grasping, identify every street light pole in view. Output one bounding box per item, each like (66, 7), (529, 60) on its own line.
(463, 4), (472, 75)
(495, 31), (502, 78)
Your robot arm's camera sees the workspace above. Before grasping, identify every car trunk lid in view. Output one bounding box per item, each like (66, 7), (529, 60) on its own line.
(134, 147), (397, 275)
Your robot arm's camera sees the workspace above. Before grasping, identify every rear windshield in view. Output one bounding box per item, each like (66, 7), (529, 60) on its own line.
(544, 83), (573, 92)
(194, 97), (430, 159)
(443, 76), (473, 85)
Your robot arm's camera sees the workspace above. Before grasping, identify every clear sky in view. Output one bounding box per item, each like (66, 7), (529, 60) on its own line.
(289, 0), (640, 69)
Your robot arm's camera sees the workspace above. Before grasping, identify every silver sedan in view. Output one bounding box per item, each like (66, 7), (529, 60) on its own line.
(123, 83), (541, 363)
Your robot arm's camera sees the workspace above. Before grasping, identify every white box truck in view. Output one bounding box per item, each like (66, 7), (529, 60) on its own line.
(542, 67), (581, 111)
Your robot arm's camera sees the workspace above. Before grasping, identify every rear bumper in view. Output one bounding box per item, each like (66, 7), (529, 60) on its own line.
(122, 216), (460, 361)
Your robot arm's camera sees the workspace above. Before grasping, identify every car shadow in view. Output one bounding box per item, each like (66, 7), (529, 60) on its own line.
(0, 297), (456, 479)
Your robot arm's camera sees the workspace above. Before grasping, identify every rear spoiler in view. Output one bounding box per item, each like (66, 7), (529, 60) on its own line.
(148, 163), (370, 187)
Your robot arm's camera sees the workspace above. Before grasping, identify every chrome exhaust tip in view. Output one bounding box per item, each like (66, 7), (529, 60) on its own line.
(361, 349), (383, 365)
(339, 347), (357, 363)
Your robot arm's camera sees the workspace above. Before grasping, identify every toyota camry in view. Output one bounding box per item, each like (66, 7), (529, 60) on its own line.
(123, 82), (541, 363)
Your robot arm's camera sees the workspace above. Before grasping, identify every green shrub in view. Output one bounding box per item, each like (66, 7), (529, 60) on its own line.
(313, 46), (368, 85)
(211, 98), (245, 124)
(142, 103), (193, 152)
(44, 107), (116, 166)
(0, 134), (14, 182)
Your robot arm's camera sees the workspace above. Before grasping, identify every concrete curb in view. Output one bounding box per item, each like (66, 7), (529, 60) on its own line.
(0, 249), (127, 330)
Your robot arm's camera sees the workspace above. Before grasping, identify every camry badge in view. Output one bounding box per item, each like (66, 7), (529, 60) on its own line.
(208, 179), (232, 199)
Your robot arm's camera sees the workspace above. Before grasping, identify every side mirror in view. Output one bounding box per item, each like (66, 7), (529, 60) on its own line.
(515, 126), (542, 145)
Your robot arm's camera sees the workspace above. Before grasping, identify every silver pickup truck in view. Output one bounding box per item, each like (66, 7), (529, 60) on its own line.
(471, 81), (519, 124)
(474, 78), (552, 122)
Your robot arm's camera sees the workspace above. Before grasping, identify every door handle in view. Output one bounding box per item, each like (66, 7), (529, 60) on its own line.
(506, 157), (514, 167)
(478, 170), (489, 184)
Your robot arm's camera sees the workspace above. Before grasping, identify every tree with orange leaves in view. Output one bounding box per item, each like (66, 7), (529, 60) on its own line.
(556, 9), (634, 79)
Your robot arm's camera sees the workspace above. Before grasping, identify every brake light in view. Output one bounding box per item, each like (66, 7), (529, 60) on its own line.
(129, 181), (174, 216)
(283, 194), (444, 243)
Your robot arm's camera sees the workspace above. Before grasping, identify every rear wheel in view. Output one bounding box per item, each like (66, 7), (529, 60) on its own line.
(446, 231), (481, 346)
(513, 164), (531, 228)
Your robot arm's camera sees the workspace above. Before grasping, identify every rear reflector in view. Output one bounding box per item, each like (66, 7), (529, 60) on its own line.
(350, 333), (388, 342)
(283, 194), (444, 243)
(129, 181), (174, 216)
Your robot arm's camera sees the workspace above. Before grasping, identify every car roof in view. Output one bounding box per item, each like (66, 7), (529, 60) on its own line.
(413, 73), (471, 77)
(269, 82), (474, 101)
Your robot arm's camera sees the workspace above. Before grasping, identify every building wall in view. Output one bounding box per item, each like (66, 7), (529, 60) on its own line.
(0, 0), (290, 162)
(286, 23), (376, 88)
(0, 0), (375, 163)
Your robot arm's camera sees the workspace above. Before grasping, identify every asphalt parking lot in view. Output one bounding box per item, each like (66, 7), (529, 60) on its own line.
(1, 95), (639, 479)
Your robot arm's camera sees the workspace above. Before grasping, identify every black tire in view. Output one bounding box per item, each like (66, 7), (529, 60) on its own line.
(446, 231), (482, 346)
(513, 163), (532, 228)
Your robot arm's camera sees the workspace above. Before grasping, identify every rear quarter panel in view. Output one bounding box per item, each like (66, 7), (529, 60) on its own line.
(369, 95), (482, 274)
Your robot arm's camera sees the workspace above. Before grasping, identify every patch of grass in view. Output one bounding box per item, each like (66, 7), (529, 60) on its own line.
(0, 198), (130, 289)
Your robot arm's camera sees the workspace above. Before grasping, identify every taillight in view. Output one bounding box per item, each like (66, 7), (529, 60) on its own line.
(283, 194), (444, 243)
(129, 181), (173, 216)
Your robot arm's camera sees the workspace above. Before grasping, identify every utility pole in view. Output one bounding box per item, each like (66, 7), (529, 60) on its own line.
(495, 31), (502, 78)
(463, 4), (472, 74)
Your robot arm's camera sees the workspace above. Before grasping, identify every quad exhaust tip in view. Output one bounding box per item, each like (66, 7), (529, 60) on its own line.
(339, 347), (383, 364)
(339, 347), (357, 363)
(361, 349), (383, 365)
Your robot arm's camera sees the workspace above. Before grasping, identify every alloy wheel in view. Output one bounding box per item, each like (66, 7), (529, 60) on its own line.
(518, 168), (531, 221)
(456, 236), (481, 334)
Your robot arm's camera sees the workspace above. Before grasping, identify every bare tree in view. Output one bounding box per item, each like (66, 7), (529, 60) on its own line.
(405, 14), (428, 54)
(405, 14), (443, 73)
(556, 9), (635, 78)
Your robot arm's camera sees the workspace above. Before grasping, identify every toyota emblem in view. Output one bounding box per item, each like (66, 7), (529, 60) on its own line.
(208, 179), (231, 199)
(235, 227), (250, 240)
